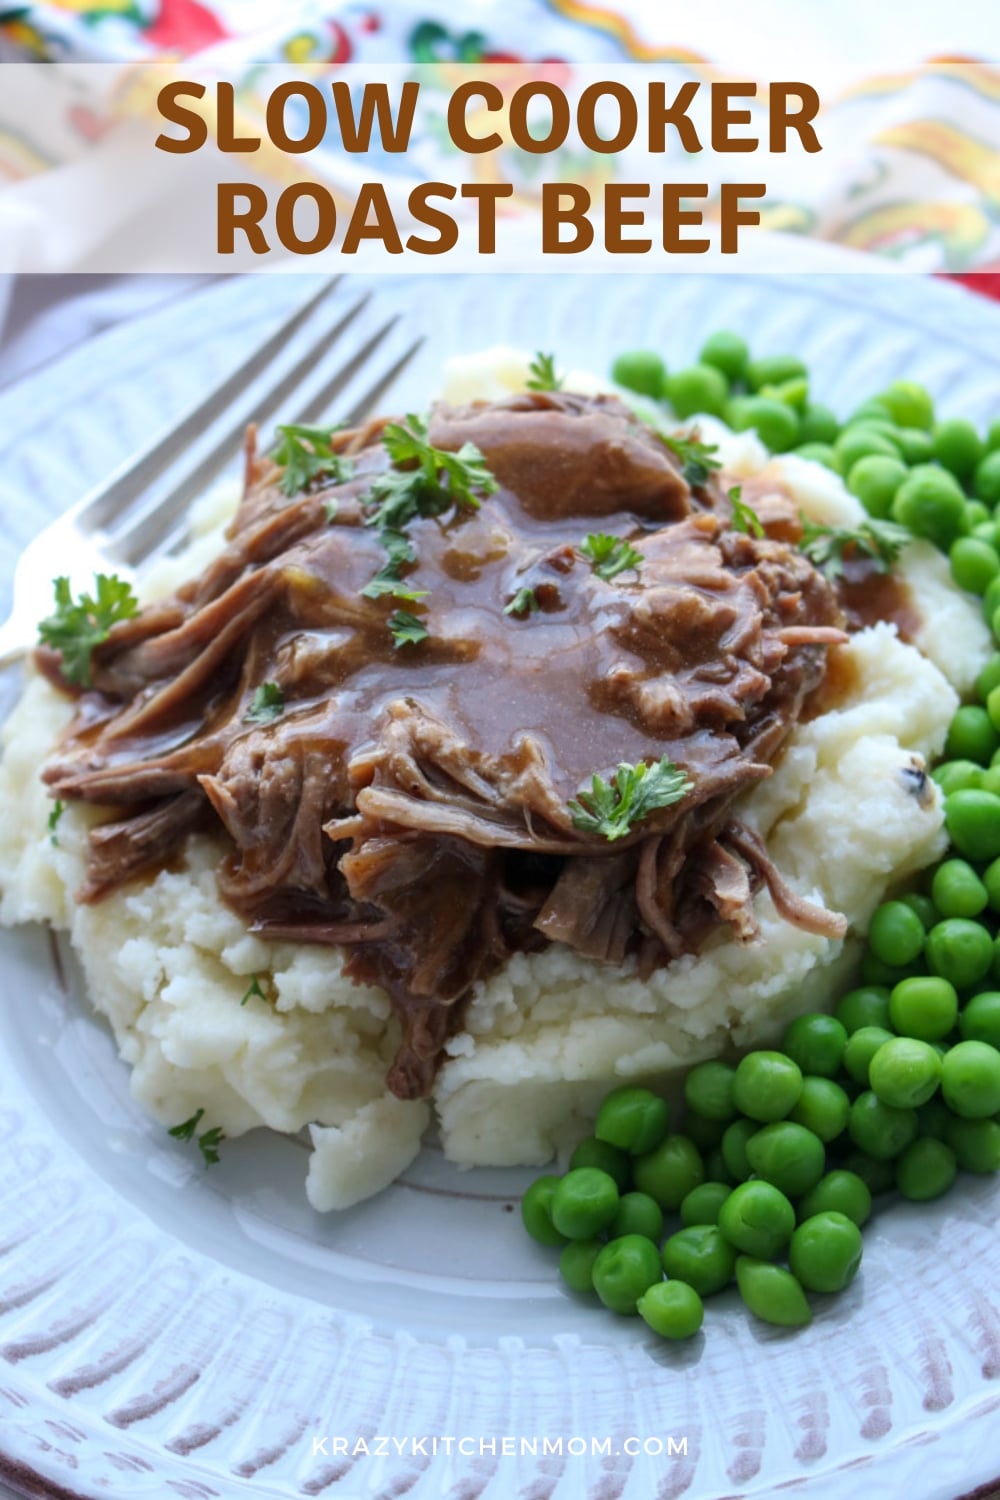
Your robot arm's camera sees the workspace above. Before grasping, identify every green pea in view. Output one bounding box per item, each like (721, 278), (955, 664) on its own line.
(943, 1115), (1000, 1172)
(632, 1134), (704, 1210)
(850, 398), (894, 425)
(894, 1137), (958, 1201)
(559, 1237), (603, 1293)
(940, 1039), (1000, 1118)
(868, 900), (927, 967)
(551, 1167), (620, 1239)
(848, 454), (908, 519)
(945, 705), (999, 763)
(682, 1110), (726, 1150)
(592, 1233), (662, 1315)
(661, 1224), (737, 1297)
(834, 986), (891, 1035)
(925, 918), (994, 990)
(683, 1059), (738, 1121)
(974, 451), (1000, 506)
(608, 1190), (664, 1243)
(736, 1256), (811, 1327)
(840, 1149), (895, 1195)
(727, 395), (799, 453)
(933, 418), (985, 483)
(595, 1086), (669, 1155)
(746, 353), (807, 392)
(932, 760), (985, 795)
(848, 1090), (919, 1160)
(889, 976), (958, 1041)
(699, 329), (749, 383)
(844, 1026), (896, 1086)
(797, 1169), (872, 1227)
(901, 892), (938, 930)
(745, 1121), (826, 1197)
(732, 1050), (803, 1122)
(637, 1279), (704, 1340)
(569, 1136), (632, 1193)
(880, 380), (934, 431)
(895, 426), (935, 464)
(760, 376), (809, 411)
(717, 1179), (795, 1259)
(961, 500), (993, 535)
(789, 1077), (852, 1142)
(988, 418), (1000, 453)
(868, 1037), (943, 1109)
(794, 441), (838, 469)
(720, 1118), (758, 1181)
(984, 857), (1000, 913)
(521, 1175), (569, 1247)
(611, 350), (666, 398)
(680, 1181), (732, 1227)
(788, 1211), (863, 1294)
(959, 991), (1000, 1048)
(836, 424), (903, 473)
(667, 363), (729, 420)
(780, 1013), (848, 1078)
(799, 402), (840, 445)
(984, 572), (1000, 626)
(892, 464), (966, 549)
(931, 859), (989, 919)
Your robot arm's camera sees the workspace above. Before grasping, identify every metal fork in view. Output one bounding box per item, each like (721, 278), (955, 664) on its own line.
(0, 277), (423, 669)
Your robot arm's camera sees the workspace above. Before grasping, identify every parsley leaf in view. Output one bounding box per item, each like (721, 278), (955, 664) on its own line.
(729, 486), (765, 537)
(198, 1127), (225, 1166)
(244, 682), (285, 724)
(167, 1107), (225, 1166)
(568, 759), (693, 842)
(388, 610), (429, 649)
(323, 499), (339, 522)
(48, 800), (64, 846)
(799, 515), (910, 581)
(662, 432), (722, 488)
(526, 352), (563, 392)
(580, 533), (644, 582)
(504, 586), (539, 618)
(38, 574), (140, 689)
(378, 414), (498, 514)
(272, 424), (354, 497)
(240, 975), (265, 1006)
(168, 1108), (204, 1142)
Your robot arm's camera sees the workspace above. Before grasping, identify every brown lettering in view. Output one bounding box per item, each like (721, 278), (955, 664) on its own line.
(510, 83), (570, 154)
(265, 81), (327, 154)
(648, 82), (702, 154)
(341, 182), (403, 254)
(605, 184), (651, 253)
(155, 81), (208, 153)
(447, 81), (504, 153)
(274, 183), (336, 254)
(406, 182), (459, 254)
(577, 81), (638, 154)
(331, 80), (419, 154)
(541, 183), (593, 253)
(770, 83), (821, 152)
(216, 81), (260, 152)
(218, 182), (269, 253)
(460, 182), (514, 253)
(661, 183), (709, 253)
(720, 182), (765, 253)
(711, 83), (757, 152)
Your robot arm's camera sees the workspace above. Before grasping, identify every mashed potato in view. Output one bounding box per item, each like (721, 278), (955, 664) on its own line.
(0, 351), (990, 1208)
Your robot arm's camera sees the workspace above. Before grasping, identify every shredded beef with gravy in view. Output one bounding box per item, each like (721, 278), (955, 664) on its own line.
(39, 392), (852, 1099)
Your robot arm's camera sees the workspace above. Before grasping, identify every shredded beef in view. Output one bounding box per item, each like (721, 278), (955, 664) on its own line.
(39, 391), (851, 1099)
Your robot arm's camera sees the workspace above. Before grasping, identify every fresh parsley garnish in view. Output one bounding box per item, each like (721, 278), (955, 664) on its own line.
(568, 758), (693, 842)
(167, 1108), (225, 1167)
(526, 352), (563, 392)
(272, 424), (354, 498)
(388, 610), (429, 648)
(504, 586), (539, 618)
(580, 533), (644, 582)
(662, 432), (722, 488)
(38, 574), (140, 689)
(729, 486), (764, 537)
(323, 499), (339, 522)
(240, 975), (265, 1006)
(244, 682), (285, 724)
(48, 800), (64, 846)
(360, 415), (497, 637)
(799, 515), (910, 581)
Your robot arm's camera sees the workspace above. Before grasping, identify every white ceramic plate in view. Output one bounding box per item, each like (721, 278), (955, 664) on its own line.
(2, 267), (1000, 1500)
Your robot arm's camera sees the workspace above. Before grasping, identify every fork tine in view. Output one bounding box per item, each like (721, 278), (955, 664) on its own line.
(110, 327), (422, 566)
(78, 276), (342, 530)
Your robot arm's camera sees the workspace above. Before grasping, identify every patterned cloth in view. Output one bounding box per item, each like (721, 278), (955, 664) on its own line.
(0, 1), (999, 271)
